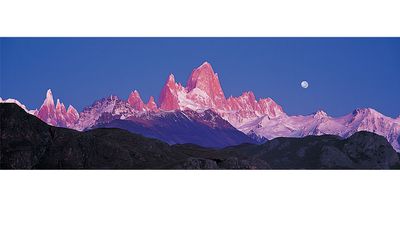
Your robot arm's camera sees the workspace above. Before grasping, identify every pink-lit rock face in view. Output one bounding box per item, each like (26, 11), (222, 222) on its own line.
(55, 99), (67, 126)
(128, 90), (146, 111)
(66, 105), (79, 123)
(36, 89), (57, 125)
(158, 62), (285, 127)
(159, 74), (183, 111)
(186, 62), (226, 108)
(146, 96), (158, 111)
(128, 90), (159, 112)
(222, 93), (285, 127)
(36, 89), (79, 127)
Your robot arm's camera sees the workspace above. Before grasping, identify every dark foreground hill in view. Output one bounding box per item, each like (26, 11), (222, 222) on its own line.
(1, 103), (399, 169)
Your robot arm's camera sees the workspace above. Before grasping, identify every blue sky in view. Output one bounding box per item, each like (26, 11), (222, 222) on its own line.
(1, 38), (399, 117)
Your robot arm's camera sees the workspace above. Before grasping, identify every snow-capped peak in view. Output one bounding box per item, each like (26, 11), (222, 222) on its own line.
(200, 61), (210, 66)
(147, 96), (158, 111)
(129, 90), (141, 99)
(46, 89), (53, 99)
(56, 98), (61, 108)
(241, 91), (256, 101)
(67, 105), (78, 115)
(56, 99), (67, 114)
(352, 108), (382, 117)
(186, 61), (226, 106)
(167, 74), (175, 83)
(187, 62), (221, 90)
(44, 89), (55, 108)
(313, 110), (328, 119)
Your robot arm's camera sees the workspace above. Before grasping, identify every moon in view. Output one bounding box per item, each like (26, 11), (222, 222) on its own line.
(301, 81), (309, 89)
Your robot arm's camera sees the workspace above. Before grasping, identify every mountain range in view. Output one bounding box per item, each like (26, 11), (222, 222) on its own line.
(1, 61), (399, 150)
(1, 103), (399, 169)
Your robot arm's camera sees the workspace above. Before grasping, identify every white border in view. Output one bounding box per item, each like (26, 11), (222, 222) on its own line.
(0, 171), (399, 225)
(0, 0), (400, 36)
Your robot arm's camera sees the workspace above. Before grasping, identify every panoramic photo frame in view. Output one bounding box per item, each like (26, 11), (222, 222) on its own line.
(1, 37), (399, 169)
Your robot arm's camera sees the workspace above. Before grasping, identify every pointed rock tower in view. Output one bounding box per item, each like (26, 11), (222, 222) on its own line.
(128, 90), (147, 111)
(159, 74), (182, 111)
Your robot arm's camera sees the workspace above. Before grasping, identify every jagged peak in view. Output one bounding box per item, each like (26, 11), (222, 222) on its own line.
(67, 105), (79, 118)
(128, 90), (145, 109)
(56, 99), (66, 111)
(197, 61), (213, 70)
(148, 96), (156, 103)
(167, 73), (175, 82)
(107, 95), (120, 100)
(192, 61), (216, 75)
(44, 89), (55, 106)
(163, 74), (181, 90)
(313, 110), (328, 118)
(56, 99), (67, 114)
(146, 96), (158, 110)
(352, 108), (381, 116)
(46, 89), (53, 99)
(201, 61), (210, 66)
(67, 105), (77, 112)
(241, 91), (256, 99)
(186, 61), (225, 100)
(258, 97), (276, 104)
(129, 89), (142, 98)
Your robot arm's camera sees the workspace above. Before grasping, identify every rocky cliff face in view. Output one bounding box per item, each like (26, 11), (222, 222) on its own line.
(157, 62), (285, 126)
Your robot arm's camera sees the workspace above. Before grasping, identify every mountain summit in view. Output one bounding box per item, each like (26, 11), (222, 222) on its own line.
(159, 74), (184, 111)
(186, 61), (226, 107)
(158, 62), (285, 126)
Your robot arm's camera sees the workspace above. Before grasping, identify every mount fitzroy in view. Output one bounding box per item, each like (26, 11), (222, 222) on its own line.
(1, 62), (399, 150)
